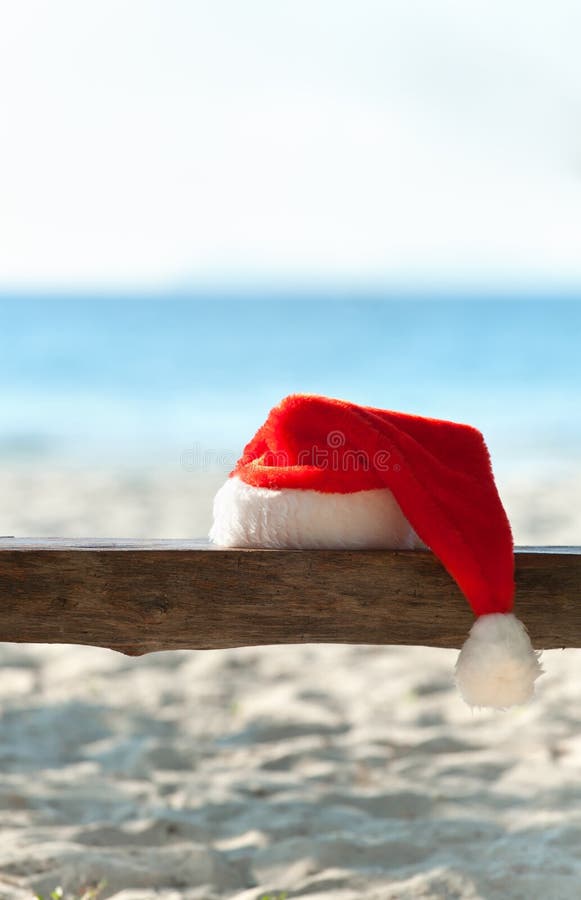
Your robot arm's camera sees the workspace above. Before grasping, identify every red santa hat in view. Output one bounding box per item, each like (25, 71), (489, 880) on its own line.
(210, 394), (542, 708)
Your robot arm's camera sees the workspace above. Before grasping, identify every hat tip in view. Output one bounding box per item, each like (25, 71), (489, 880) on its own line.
(455, 612), (543, 709)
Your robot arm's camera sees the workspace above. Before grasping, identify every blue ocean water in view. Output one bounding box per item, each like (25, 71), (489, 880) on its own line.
(0, 293), (579, 474)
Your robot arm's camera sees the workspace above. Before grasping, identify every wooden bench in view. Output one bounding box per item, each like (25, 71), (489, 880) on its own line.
(0, 539), (579, 656)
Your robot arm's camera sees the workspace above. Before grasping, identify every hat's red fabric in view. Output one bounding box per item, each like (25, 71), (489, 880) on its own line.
(231, 394), (514, 618)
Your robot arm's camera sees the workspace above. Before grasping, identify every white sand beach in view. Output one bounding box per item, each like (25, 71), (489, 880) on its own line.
(0, 466), (580, 899)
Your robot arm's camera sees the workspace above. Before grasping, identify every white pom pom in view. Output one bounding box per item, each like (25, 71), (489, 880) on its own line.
(455, 613), (542, 709)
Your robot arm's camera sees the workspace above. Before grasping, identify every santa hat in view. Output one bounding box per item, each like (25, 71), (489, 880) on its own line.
(210, 394), (542, 708)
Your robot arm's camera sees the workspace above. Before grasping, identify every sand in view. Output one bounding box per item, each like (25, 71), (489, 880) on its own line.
(0, 464), (580, 899)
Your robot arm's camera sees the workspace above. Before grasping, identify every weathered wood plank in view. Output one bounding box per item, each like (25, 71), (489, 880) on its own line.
(0, 539), (579, 653)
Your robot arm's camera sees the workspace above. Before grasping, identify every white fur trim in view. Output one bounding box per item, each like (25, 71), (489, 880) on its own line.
(455, 613), (542, 709)
(210, 476), (422, 550)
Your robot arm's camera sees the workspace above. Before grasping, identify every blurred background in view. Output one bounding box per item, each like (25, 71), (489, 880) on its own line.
(1, 0), (580, 542)
(1, 3), (581, 898)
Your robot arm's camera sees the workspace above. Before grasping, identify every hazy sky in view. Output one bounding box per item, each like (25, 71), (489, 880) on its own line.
(1, 1), (581, 289)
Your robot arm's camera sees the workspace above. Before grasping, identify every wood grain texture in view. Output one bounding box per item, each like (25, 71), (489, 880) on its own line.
(0, 539), (579, 654)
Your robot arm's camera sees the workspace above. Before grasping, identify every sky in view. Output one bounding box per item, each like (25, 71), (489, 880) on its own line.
(1, 1), (581, 291)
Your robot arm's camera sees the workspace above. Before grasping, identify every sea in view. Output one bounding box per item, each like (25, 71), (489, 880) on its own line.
(0, 292), (580, 476)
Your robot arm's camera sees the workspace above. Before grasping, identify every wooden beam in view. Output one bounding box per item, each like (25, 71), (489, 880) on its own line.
(0, 539), (579, 654)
